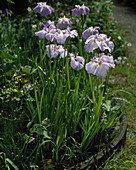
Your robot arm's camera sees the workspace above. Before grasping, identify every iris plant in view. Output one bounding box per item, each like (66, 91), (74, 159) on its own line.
(35, 20), (56, 41)
(46, 44), (67, 58)
(85, 34), (114, 53)
(31, 2), (120, 166)
(69, 53), (85, 71)
(72, 4), (90, 17)
(56, 16), (72, 29)
(35, 20), (78, 43)
(82, 26), (100, 39)
(34, 2), (115, 78)
(33, 2), (54, 16)
(85, 53), (115, 77)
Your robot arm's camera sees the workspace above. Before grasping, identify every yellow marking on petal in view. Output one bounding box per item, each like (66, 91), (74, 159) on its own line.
(15, 81), (18, 84)
(99, 64), (101, 67)
(92, 41), (95, 45)
(99, 41), (101, 44)
(24, 78), (28, 83)
(93, 62), (96, 65)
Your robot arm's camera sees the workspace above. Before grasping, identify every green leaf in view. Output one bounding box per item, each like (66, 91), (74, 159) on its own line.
(6, 158), (19, 170)
(21, 65), (32, 74)
(31, 124), (51, 139)
(23, 134), (35, 143)
(0, 50), (17, 61)
(103, 100), (112, 111)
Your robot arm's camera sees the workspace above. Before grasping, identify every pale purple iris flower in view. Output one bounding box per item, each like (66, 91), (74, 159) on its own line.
(35, 20), (56, 41)
(85, 53), (115, 77)
(54, 29), (69, 44)
(35, 21), (78, 43)
(85, 34), (114, 53)
(64, 27), (78, 38)
(44, 20), (56, 29)
(69, 53), (85, 71)
(82, 26), (100, 39)
(54, 28), (78, 44)
(35, 29), (48, 39)
(33, 2), (54, 16)
(56, 16), (72, 29)
(46, 44), (67, 58)
(35, 27), (56, 41)
(37, 20), (56, 31)
(72, 4), (90, 17)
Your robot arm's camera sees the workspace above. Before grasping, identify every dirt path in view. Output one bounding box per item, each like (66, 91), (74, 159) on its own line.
(112, 2), (136, 58)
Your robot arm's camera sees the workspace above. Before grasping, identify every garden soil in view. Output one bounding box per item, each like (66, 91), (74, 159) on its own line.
(112, 1), (136, 58)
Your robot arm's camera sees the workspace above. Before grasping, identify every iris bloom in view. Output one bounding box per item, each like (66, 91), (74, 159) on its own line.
(35, 27), (56, 41)
(69, 53), (85, 71)
(33, 2), (54, 16)
(85, 34), (114, 53)
(64, 27), (78, 38)
(82, 26), (100, 39)
(35, 20), (56, 41)
(54, 29), (69, 44)
(56, 16), (72, 29)
(72, 4), (90, 17)
(85, 54), (115, 77)
(45, 20), (55, 29)
(46, 44), (67, 58)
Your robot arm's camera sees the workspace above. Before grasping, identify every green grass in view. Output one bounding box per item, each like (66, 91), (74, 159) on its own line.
(101, 56), (136, 169)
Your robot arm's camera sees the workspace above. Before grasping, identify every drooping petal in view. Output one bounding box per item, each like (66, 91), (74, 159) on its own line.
(85, 62), (98, 74)
(72, 4), (90, 17)
(56, 16), (72, 29)
(33, 2), (54, 16)
(55, 32), (69, 44)
(35, 30), (47, 38)
(70, 54), (85, 71)
(86, 54), (115, 77)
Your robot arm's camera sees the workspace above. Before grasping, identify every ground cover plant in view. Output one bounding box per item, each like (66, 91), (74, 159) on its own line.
(0, 0), (134, 169)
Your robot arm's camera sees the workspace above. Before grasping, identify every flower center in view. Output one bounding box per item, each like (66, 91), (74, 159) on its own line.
(40, 2), (47, 7)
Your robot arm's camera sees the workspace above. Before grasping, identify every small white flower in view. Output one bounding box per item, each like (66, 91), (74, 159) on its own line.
(127, 43), (132, 47)
(116, 60), (121, 64)
(114, 59), (117, 63)
(123, 57), (127, 60)
(57, 2), (60, 6)
(39, 22), (42, 26)
(32, 24), (37, 28)
(122, 60), (125, 64)
(117, 56), (122, 61)
(76, 19), (79, 23)
(27, 7), (32, 12)
(121, 44), (124, 47)
(117, 36), (121, 40)
(126, 63), (132, 67)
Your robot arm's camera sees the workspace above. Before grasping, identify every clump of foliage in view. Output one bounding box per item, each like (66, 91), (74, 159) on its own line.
(0, 0), (130, 169)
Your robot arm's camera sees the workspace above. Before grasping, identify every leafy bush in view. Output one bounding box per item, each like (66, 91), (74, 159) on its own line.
(0, 0), (130, 169)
